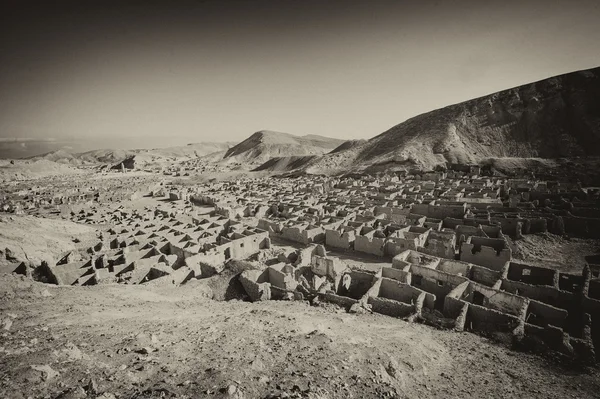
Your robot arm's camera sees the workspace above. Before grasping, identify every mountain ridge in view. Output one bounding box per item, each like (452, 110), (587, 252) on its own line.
(303, 66), (600, 173)
(222, 130), (345, 163)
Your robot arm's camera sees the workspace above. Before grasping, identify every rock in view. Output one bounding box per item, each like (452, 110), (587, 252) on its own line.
(349, 303), (371, 314)
(5, 247), (17, 261)
(258, 375), (270, 384)
(2, 318), (13, 331)
(55, 386), (87, 399)
(385, 358), (400, 379)
(136, 347), (156, 355)
(86, 378), (98, 395)
(31, 364), (59, 381)
(222, 383), (244, 398)
(62, 342), (85, 361)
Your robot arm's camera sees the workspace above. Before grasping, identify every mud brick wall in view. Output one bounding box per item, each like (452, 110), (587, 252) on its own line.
(325, 229), (355, 250)
(322, 293), (359, 308)
(526, 299), (568, 328)
(342, 270), (375, 300)
(466, 304), (521, 334)
(507, 262), (557, 286)
(469, 264), (502, 287)
(368, 296), (415, 318)
(354, 235), (386, 257)
(381, 267), (411, 283)
(501, 280), (573, 310)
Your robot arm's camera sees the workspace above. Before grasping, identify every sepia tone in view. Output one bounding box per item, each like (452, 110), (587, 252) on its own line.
(1, 1), (600, 398)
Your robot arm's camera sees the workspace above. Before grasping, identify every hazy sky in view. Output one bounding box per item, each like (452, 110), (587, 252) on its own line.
(1, 0), (599, 149)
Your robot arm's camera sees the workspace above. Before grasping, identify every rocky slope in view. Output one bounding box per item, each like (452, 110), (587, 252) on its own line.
(251, 155), (318, 172)
(305, 66), (600, 173)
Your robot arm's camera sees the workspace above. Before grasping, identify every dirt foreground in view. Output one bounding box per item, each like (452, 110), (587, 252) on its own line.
(1, 273), (599, 399)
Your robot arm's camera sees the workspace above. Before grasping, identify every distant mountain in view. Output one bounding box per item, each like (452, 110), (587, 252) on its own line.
(223, 130), (344, 164)
(303, 66), (600, 173)
(24, 142), (232, 167)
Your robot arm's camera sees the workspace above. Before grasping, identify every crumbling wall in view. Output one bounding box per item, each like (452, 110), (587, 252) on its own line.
(506, 262), (557, 286)
(526, 299), (568, 328)
(466, 304), (522, 334)
(325, 229), (355, 250)
(428, 204), (466, 220)
(418, 230), (456, 259)
(268, 264), (298, 290)
(354, 234), (386, 257)
(368, 296), (415, 318)
(500, 280), (573, 310)
(410, 264), (468, 308)
(469, 264), (502, 287)
(385, 236), (418, 256)
(463, 282), (526, 317)
(375, 278), (435, 309)
(281, 226), (306, 244)
(381, 267), (411, 283)
(443, 281), (470, 318)
(437, 259), (471, 276)
(303, 226), (326, 244)
(460, 237), (511, 272)
(339, 270), (375, 300)
(322, 292), (359, 308)
(239, 269), (271, 301)
(528, 218), (548, 234)
(490, 217), (525, 237)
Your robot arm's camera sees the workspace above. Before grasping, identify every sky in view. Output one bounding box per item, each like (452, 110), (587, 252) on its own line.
(1, 0), (599, 154)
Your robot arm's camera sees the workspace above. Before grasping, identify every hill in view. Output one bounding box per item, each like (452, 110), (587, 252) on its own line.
(223, 130), (344, 165)
(305, 66), (600, 173)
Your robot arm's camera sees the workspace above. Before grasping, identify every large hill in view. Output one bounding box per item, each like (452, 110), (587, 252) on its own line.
(223, 130), (344, 165)
(304, 66), (600, 173)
